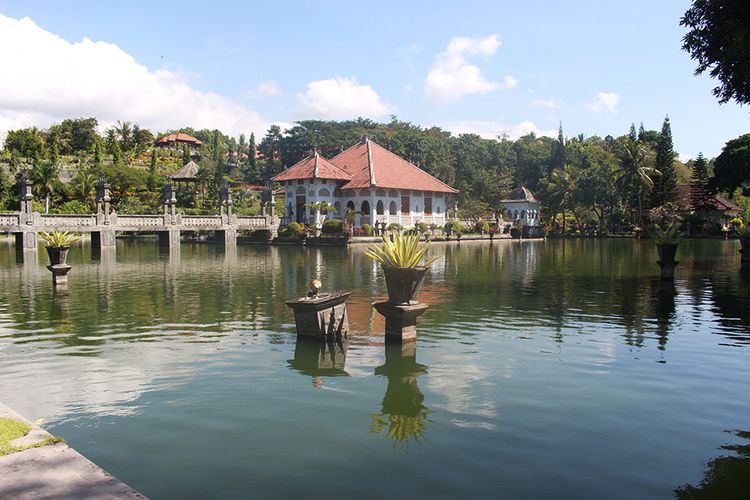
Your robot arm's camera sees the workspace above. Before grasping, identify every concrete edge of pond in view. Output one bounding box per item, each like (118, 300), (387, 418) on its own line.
(0, 402), (146, 500)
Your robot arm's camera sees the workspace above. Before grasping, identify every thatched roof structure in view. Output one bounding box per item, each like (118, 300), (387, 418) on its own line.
(171, 160), (200, 181)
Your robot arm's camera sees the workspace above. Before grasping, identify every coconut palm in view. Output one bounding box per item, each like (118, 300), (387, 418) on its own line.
(616, 138), (659, 227)
(72, 172), (97, 211)
(32, 158), (59, 214)
(547, 164), (579, 234)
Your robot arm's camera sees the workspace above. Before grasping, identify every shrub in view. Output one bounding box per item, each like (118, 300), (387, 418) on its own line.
(387, 222), (403, 233)
(322, 219), (345, 235)
(362, 223), (375, 236)
(365, 233), (440, 268)
(286, 221), (303, 236)
(416, 222), (428, 234)
(475, 220), (490, 234)
(55, 200), (89, 215)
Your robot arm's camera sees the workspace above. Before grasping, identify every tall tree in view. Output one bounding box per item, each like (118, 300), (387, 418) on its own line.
(629, 123), (638, 142)
(246, 132), (257, 182)
(690, 152), (712, 211)
(650, 116), (677, 207)
(638, 122), (646, 141)
(148, 148), (158, 191)
(32, 157), (60, 214)
(550, 122), (566, 175)
(681, 0), (750, 105)
(712, 133), (750, 195)
(617, 138), (658, 227)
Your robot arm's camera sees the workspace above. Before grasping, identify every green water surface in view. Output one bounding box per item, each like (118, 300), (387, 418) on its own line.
(1, 238), (749, 499)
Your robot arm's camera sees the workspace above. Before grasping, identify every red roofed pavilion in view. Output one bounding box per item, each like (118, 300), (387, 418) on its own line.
(273, 138), (457, 227)
(155, 133), (204, 147)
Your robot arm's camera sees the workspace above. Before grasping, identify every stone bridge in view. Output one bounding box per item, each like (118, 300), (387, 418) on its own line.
(1, 173), (279, 256)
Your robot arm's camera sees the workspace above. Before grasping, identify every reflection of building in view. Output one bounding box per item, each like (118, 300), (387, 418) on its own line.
(272, 138), (457, 227)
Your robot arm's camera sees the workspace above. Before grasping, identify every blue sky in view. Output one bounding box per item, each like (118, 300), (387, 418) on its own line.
(0, 0), (747, 159)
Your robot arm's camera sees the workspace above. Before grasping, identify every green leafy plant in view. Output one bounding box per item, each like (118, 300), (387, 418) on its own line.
(652, 224), (683, 245)
(362, 223), (374, 236)
(322, 219), (345, 235)
(286, 221), (303, 236)
(39, 230), (80, 248)
(387, 222), (403, 233)
(365, 233), (440, 268)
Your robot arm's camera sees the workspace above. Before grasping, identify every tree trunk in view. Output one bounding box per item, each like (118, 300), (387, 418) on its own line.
(45, 193), (50, 214)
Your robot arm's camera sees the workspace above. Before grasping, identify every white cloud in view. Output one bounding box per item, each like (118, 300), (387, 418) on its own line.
(530, 97), (560, 109)
(254, 80), (282, 98)
(585, 91), (620, 113)
(443, 120), (557, 140)
(295, 77), (393, 120)
(0, 14), (269, 140)
(425, 34), (517, 104)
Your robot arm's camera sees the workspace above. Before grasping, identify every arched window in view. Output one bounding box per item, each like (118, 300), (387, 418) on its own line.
(436, 206), (441, 214)
(513, 210), (519, 220)
(415, 205), (419, 212)
(319, 188), (330, 197)
(334, 201), (341, 216)
(507, 210), (513, 219)
(376, 200), (384, 215)
(346, 201), (355, 212)
(389, 201), (397, 215)
(521, 210), (526, 220)
(296, 186), (305, 194)
(361, 200), (371, 215)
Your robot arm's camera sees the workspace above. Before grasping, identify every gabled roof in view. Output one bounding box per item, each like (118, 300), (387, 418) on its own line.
(677, 184), (742, 213)
(155, 133), (203, 146)
(502, 186), (538, 203)
(330, 138), (458, 193)
(271, 151), (352, 182)
(171, 160), (200, 180)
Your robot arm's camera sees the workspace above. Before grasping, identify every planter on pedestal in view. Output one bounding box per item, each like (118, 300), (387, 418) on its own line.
(383, 267), (427, 305)
(46, 246), (70, 266)
(656, 243), (679, 280)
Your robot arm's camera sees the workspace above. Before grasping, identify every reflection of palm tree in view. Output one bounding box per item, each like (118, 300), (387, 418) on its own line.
(370, 344), (430, 448)
(674, 430), (750, 498)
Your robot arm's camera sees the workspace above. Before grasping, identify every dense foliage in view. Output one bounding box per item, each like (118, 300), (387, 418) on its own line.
(681, 0), (750, 105)
(0, 115), (747, 233)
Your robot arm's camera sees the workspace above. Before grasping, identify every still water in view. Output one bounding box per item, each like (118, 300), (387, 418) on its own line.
(1, 238), (749, 499)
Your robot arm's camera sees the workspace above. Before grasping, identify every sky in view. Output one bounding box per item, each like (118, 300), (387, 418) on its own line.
(0, 0), (747, 160)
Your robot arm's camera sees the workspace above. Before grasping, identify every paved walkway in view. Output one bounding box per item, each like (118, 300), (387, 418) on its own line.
(0, 403), (145, 499)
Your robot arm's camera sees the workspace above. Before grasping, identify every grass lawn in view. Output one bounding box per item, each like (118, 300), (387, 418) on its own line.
(0, 417), (62, 456)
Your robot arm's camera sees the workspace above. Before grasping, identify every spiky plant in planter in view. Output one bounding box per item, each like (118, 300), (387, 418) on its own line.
(365, 233), (440, 305)
(39, 231), (80, 265)
(652, 224), (682, 270)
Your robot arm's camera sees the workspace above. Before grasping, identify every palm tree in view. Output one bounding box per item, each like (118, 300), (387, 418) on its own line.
(32, 159), (59, 214)
(547, 164), (578, 234)
(616, 138), (659, 228)
(114, 120), (133, 154)
(73, 172), (97, 211)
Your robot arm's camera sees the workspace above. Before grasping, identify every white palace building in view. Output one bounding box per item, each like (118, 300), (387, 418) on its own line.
(272, 138), (458, 228)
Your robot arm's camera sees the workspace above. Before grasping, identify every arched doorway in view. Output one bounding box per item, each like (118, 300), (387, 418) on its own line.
(295, 186), (306, 223)
(376, 200), (384, 215)
(389, 201), (397, 215)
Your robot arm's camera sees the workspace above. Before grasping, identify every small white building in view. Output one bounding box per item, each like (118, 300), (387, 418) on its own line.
(502, 186), (541, 229)
(272, 138), (458, 228)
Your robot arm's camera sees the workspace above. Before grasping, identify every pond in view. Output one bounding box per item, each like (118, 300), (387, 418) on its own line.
(1, 238), (749, 499)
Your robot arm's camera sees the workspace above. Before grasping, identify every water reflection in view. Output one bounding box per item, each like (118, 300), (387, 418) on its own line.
(674, 430), (750, 498)
(370, 343), (430, 449)
(288, 336), (349, 388)
(654, 281), (676, 352)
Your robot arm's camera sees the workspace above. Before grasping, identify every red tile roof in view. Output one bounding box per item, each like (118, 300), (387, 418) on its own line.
(155, 133), (203, 146)
(330, 138), (457, 193)
(676, 184), (742, 213)
(271, 152), (352, 182)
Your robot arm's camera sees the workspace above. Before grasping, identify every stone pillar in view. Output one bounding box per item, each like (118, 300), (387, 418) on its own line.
(18, 170), (34, 225)
(162, 181), (177, 225)
(373, 302), (429, 343)
(91, 230), (116, 250)
(15, 231), (38, 252)
(158, 229), (180, 247)
(215, 228), (236, 246)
